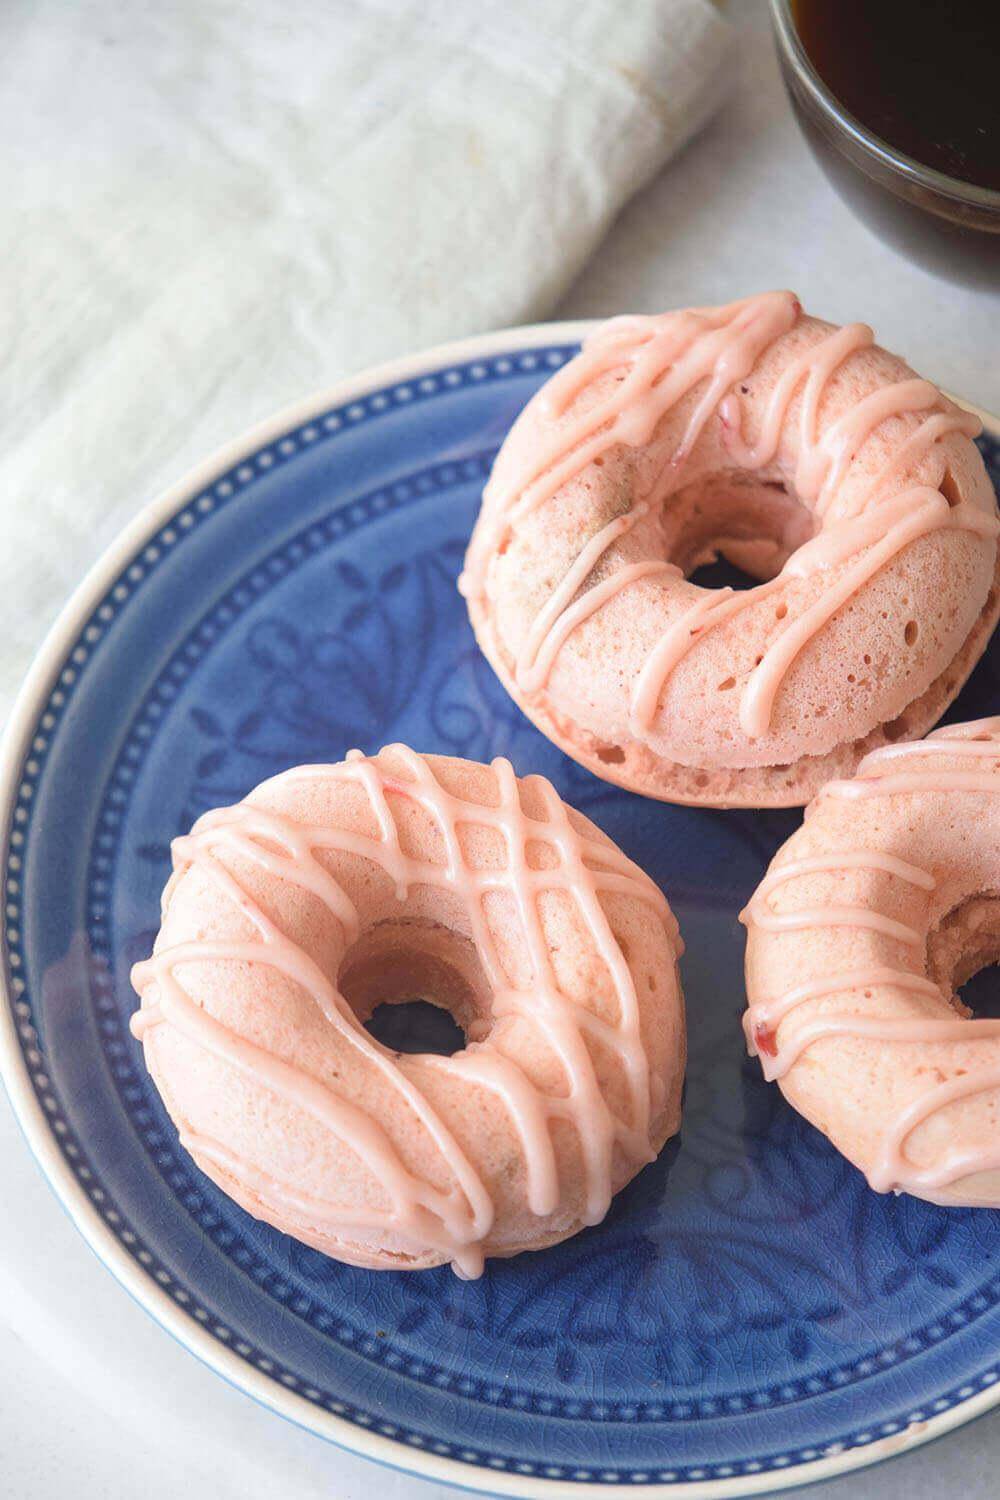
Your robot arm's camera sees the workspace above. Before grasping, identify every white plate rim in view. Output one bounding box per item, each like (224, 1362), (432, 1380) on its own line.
(1, 318), (998, 1499)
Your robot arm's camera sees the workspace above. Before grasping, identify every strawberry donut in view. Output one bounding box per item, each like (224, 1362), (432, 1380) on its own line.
(130, 746), (685, 1276)
(743, 718), (1000, 1206)
(461, 292), (1000, 807)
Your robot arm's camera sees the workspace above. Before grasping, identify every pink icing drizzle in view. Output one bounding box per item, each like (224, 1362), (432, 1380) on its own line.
(131, 748), (677, 1276)
(743, 719), (1000, 1199)
(463, 292), (996, 748)
(821, 720), (1000, 801)
(742, 848), (935, 950)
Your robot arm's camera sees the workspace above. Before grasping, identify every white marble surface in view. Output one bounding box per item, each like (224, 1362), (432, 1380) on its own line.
(3, 2), (1000, 1497)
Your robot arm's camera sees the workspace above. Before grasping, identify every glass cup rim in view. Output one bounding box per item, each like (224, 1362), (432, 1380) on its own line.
(769, 0), (1000, 214)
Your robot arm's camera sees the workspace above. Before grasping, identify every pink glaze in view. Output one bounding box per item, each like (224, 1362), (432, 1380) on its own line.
(465, 292), (800, 560)
(462, 293), (1000, 806)
(825, 771), (1000, 801)
(628, 583), (779, 737)
(745, 966), (942, 1060)
(818, 720), (1000, 802)
(131, 747), (685, 1275)
(744, 717), (1000, 1205)
(845, 409), (981, 519)
(741, 847), (936, 955)
(750, 850), (936, 900)
(740, 489), (996, 739)
(927, 716), (1000, 740)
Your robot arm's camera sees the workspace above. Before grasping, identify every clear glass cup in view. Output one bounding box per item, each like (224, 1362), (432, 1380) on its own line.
(770, 0), (1000, 290)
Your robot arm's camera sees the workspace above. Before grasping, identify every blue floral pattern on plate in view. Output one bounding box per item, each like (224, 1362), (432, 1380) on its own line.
(5, 340), (1000, 1493)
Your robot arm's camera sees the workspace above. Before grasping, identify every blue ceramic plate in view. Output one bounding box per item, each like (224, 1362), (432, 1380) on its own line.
(4, 327), (1000, 1499)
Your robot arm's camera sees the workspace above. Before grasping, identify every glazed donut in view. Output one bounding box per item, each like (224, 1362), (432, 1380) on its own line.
(743, 717), (1000, 1207)
(130, 746), (685, 1275)
(461, 292), (1000, 807)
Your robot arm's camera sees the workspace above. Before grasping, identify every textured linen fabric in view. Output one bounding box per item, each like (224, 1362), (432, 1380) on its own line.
(0, 0), (730, 714)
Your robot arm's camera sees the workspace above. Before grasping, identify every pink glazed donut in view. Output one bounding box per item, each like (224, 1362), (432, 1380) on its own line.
(130, 746), (685, 1276)
(461, 292), (1000, 807)
(743, 717), (1000, 1206)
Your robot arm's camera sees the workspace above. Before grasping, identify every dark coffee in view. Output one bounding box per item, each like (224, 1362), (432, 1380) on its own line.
(778, 1), (1000, 286)
(792, 0), (1000, 190)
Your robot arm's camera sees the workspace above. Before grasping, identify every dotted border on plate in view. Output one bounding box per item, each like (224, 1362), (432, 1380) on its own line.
(5, 372), (1000, 1483)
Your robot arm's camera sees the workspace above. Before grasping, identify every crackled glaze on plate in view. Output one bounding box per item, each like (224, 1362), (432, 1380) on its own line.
(3, 324), (1000, 1497)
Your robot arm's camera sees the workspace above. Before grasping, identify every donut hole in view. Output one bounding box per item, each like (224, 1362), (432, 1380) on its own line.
(956, 965), (1000, 1022)
(338, 919), (492, 1057)
(927, 894), (1000, 1020)
(365, 999), (466, 1056)
(670, 472), (816, 589)
(686, 555), (759, 594)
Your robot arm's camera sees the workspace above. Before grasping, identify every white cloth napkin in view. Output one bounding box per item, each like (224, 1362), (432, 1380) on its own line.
(1, 0), (730, 717)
